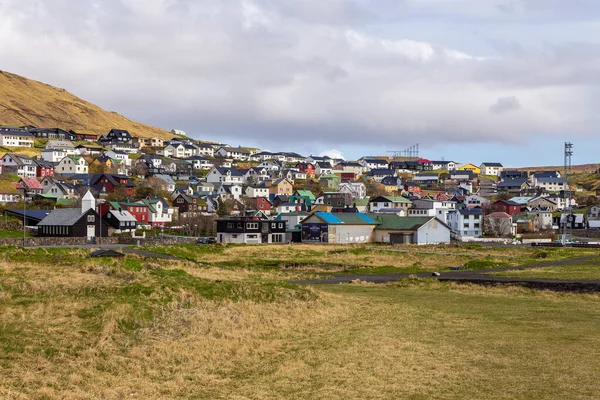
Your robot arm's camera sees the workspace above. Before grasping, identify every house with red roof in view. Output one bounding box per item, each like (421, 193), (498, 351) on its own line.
(19, 178), (44, 197)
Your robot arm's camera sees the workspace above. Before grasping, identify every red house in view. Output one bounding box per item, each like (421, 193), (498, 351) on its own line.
(404, 182), (422, 194)
(99, 201), (150, 223)
(91, 174), (135, 196)
(35, 160), (55, 178)
(492, 200), (521, 216)
(296, 163), (315, 176)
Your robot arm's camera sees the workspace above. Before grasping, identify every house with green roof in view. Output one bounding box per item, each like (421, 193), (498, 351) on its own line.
(368, 213), (451, 245)
(55, 155), (89, 175)
(291, 190), (316, 207)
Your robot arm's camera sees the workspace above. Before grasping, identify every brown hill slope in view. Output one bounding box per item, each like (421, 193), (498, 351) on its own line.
(0, 70), (171, 139)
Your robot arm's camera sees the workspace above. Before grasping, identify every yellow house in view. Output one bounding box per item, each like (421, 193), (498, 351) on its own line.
(458, 163), (481, 174)
(269, 178), (294, 196)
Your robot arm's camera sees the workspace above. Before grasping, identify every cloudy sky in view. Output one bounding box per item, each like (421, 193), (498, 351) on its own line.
(2, 0), (600, 166)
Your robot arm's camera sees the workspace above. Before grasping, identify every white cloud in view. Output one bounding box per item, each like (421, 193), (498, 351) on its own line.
(0, 0), (599, 154)
(319, 149), (345, 160)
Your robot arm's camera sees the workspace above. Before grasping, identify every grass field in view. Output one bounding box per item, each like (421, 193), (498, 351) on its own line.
(1, 246), (600, 399)
(143, 243), (597, 275)
(491, 257), (600, 281)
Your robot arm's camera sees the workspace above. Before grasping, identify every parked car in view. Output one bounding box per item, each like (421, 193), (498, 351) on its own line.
(197, 237), (217, 244)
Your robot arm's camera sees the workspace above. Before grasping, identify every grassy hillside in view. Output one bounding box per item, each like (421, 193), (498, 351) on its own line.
(0, 70), (172, 140)
(1, 245), (600, 399)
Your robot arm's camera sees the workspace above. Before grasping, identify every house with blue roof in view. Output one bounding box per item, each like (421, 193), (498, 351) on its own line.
(301, 212), (378, 243)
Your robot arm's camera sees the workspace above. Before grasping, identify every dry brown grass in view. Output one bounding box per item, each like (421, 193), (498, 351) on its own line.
(0, 70), (171, 139)
(2, 252), (600, 399)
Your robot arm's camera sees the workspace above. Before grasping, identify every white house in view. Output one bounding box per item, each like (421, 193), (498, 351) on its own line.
(154, 174), (176, 193)
(358, 157), (389, 172)
(430, 161), (458, 171)
(215, 146), (251, 161)
(407, 199), (456, 224)
(536, 177), (568, 193)
(55, 156), (89, 175)
(206, 167), (245, 184)
(0, 129), (34, 147)
(480, 162), (504, 176)
(194, 143), (215, 157)
(105, 150), (132, 167)
(258, 161), (282, 172)
(41, 148), (70, 162)
(0, 153), (37, 178)
(216, 183), (243, 200)
(447, 208), (483, 238)
(338, 182), (367, 199)
(246, 185), (270, 198)
(315, 162), (333, 176)
(464, 194), (490, 209)
(186, 156), (214, 170)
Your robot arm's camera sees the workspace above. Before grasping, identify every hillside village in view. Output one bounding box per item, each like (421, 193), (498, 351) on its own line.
(1, 124), (600, 245)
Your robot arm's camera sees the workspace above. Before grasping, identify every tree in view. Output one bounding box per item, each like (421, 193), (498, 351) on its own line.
(131, 161), (149, 178)
(135, 177), (170, 201)
(215, 197), (238, 216)
(484, 216), (512, 238)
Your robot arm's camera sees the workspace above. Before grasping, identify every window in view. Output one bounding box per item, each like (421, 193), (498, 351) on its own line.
(237, 223), (242, 229)
(278, 223), (283, 229)
(227, 223), (233, 229)
(247, 222), (258, 229)
(271, 223), (276, 228)
(87, 215), (95, 223)
(474, 223), (480, 228)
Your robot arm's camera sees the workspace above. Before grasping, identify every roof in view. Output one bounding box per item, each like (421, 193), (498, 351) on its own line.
(20, 178), (43, 190)
(380, 176), (399, 185)
(537, 177), (567, 184)
(107, 210), (137, 222)
(486, 212), (512, 219)
(362, 158), (388, 164)
(371, 196), (413, 204)
(313, 212), (377, 225)
(295, 190), (316, 200)
(508, 197), (533, 205)
(367, 214), (433, 231)
(481, 162), (503, 167)
(220, 146), (251, 154)
(369, 168), (394, 176)
(38, 208), (86, 226)
(497, 178), (528, 187)
(459, 208), (484, 216)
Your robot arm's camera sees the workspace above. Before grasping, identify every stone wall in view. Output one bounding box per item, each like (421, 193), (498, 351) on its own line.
(0, 236), (198, 247)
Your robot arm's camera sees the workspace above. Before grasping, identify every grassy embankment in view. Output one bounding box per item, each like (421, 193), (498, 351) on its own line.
(1, 246), (600, 398)
(142, 243), (597, 275)
(491, 256), (600, 281)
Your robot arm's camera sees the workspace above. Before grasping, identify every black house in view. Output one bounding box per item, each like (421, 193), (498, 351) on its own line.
(216, 219), (288, 244)
(28, 128), (75, 141)
(98, 129), (132, 145)
(37, 191), (109, 239)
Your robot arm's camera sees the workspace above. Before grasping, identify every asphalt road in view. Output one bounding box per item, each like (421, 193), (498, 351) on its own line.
(293, 256), (600, 291)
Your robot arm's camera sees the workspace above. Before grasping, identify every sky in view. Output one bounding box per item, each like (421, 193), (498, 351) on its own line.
(1, 0), (600, 167)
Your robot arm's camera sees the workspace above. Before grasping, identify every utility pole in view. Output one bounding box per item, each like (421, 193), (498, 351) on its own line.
(22, 196), (26, 248)
(561, 142), (574, 246)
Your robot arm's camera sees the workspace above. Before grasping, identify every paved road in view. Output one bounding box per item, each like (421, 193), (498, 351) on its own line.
(293, 256), (600, 291)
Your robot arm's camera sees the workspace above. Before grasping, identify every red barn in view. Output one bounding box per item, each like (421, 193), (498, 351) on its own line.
(492, 200), (521, 216)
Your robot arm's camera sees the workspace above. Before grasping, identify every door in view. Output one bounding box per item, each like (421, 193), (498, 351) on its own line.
(87, 225), (95, 240)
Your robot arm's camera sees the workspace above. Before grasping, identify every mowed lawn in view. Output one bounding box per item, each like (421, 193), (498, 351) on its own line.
(1, 247), (600, 399)
(491, 257), (600, 281)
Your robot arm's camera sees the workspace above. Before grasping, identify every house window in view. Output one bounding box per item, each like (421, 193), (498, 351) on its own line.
(237, 223), (242, 229)
(87, 215), (95, 223)
(247, 222), (258, 229)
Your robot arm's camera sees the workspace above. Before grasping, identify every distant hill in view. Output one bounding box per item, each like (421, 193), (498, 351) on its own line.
(518, 164), (600, 174)
(0, 70), (172, 140)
